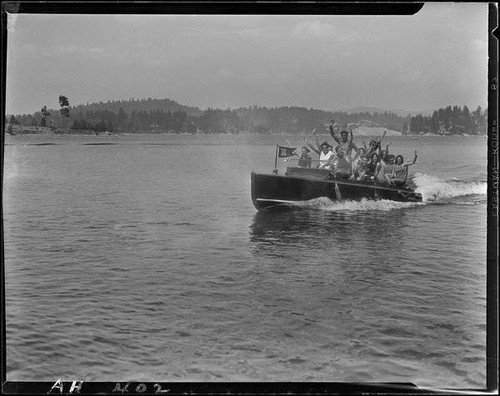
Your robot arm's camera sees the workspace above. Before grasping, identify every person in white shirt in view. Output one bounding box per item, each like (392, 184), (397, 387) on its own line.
(306, 140), (336, 170)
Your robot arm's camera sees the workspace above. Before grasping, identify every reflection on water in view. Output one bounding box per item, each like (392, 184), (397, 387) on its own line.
(249, 205), (409, 254)
(248, 205), (416, 293)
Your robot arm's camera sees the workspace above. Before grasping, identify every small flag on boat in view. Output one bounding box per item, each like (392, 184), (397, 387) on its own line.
(277, 146), (297, 158)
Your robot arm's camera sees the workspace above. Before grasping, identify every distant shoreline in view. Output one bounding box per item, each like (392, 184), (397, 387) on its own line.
(5, 125), (484, 137)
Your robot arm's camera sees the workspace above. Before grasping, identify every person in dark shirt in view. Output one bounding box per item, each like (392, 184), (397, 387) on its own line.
(367, 139), (380, 157)
(365, 153), (382, 183)
(367, 131), (387, 157)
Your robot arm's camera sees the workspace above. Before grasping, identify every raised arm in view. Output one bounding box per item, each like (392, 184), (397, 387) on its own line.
(378, 130), (387, 144)
(405, 150), (418, 167)
(399, 151), (418, 183)
(375, 132), (385, 156)
(348, 130), (359, 156)
(375, 141), (382, 157)
(329, 120), (341, 144)
(345, 130), (354, 158)
(312, 129), (321, 149)
(385, 142), (391, 155)
(304, 138), (320, 155)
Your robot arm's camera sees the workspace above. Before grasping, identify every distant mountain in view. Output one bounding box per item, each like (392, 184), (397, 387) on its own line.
(389, 108), (434, 117)
(337, 106), (388, 114)
(337, 106), (433, 117)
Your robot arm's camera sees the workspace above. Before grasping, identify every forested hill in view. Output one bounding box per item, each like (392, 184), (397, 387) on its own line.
(9, 97), (487, 135)
(71, 98), (203, 117)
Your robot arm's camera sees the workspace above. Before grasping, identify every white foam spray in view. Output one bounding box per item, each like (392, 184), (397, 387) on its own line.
(413, 172), (487, 202)
(293, 197), (421, 212)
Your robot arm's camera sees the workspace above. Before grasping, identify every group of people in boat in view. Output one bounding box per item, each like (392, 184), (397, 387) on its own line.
(296, 120), (418, 187)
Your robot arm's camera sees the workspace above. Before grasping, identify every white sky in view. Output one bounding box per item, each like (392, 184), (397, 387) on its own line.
(5, 3), (489, 115)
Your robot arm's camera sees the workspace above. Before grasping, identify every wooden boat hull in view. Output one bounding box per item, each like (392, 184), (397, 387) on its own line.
(251, 168), (422, 210)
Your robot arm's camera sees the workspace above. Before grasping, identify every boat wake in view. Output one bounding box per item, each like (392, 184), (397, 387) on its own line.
(413, 173), (487, 203)
(287, 173), (487, 212)
(293, 197), (421, 212)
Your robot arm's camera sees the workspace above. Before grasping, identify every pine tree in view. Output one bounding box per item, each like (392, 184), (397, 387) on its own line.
(40, 106), (50, 127)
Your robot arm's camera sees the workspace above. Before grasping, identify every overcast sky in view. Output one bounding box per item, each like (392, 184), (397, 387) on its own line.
(5, 3), (489, 115)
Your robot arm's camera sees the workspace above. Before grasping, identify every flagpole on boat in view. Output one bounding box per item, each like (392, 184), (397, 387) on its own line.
(273, 144), (278, 174)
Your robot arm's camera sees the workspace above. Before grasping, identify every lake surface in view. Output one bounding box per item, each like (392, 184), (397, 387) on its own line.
(3, 133), (488, 389)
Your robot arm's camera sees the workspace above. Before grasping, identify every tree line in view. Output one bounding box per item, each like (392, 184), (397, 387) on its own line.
(8, 97), (487, 135)
(408, 105), (486, 135)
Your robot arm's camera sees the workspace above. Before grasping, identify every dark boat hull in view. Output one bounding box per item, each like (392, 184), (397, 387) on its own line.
(251, 168), (422, 210)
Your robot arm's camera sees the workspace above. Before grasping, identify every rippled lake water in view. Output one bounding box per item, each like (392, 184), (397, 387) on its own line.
(3, 133), (488, 388)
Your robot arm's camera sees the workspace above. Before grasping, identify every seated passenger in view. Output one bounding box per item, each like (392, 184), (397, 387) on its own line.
(351, 147), (366, 169)
(333, 148), (352, 179)
(384, 154), (395, 184)
(367, 139), (380, 157)
(319, 142), (336, 170)
(352, 155), (369, 181)
(364, 153), (382, 183)
(379, 149), (388, 165)
(297, 146), (312, 168)
(376, 159), (389, 185)
(379, 142), (392, 164)
(388, 151), (418, 186)
(367, 131), (387, 158)
(307, 140), (336, 170)
(376, 149), (393, 184)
